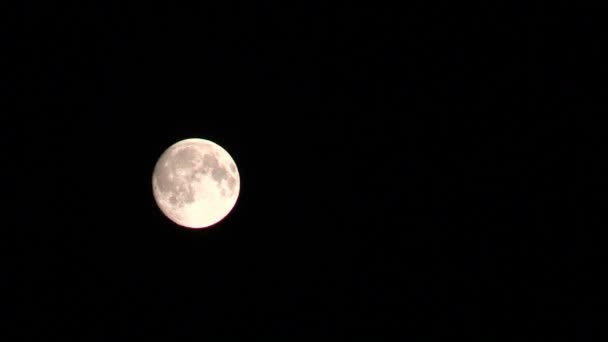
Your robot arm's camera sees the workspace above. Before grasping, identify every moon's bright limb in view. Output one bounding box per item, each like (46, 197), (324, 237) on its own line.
(152, 138), (240, 229)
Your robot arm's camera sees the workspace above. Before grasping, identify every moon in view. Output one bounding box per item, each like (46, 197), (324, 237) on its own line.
(152, 138), (240, 229)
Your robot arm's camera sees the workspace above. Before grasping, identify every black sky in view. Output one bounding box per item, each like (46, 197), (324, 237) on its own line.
(4, 1), (594, 340)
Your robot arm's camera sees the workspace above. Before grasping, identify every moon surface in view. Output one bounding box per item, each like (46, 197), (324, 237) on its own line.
(152, 138), (240, 228)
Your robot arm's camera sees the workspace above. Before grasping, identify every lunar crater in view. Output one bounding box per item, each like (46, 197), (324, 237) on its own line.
(211, 166), (228, 183)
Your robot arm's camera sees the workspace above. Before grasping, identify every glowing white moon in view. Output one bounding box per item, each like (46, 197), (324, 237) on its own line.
(152, 138), (240, 229)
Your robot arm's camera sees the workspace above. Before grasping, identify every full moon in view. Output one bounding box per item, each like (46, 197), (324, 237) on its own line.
(152, 138), (240, 229)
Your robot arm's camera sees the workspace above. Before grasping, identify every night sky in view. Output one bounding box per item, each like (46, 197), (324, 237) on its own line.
(5, 1), (593, 340)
